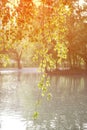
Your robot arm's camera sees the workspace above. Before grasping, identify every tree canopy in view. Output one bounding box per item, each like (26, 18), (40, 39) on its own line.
(0, 0), (87, 70)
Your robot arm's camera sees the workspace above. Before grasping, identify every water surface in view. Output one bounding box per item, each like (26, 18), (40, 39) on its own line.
(0, 69), (87, 130)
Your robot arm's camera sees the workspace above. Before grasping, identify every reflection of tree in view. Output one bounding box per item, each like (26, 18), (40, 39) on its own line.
(0, 73), (3, 103)
(17, 71), (21, 81)
(49, 75), (86, 100)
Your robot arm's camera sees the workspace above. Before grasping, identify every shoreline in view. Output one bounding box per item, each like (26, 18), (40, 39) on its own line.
(0, 67), (87, 75)
(0, 67), (40, 74)
(46, 69), (87, 75)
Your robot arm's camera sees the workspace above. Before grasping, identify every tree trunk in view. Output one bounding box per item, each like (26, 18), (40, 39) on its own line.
(17, 58), (22, 69)
(16, 51), (22, 69)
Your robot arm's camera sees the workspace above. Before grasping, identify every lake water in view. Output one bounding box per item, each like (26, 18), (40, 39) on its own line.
(0, 69), (87, 130)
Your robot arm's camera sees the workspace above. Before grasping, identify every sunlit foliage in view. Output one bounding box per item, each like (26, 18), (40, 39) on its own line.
(0, 0), (87, 69)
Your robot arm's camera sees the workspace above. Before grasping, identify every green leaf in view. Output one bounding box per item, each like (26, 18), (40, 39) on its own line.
(33, 111), (39, 120)
(47, 93), (52, 101)
(42, 87), (47, 92)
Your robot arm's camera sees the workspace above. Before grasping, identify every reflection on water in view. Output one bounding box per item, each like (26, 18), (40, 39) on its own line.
(0, 71), (87, 130)
(0, 114), (26, 130)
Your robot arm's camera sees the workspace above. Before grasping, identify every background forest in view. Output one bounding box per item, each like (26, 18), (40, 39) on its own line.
(0, 0), (87, 71)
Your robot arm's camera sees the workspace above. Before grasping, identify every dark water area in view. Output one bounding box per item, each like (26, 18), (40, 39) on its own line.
(0, 69), (87, 130)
